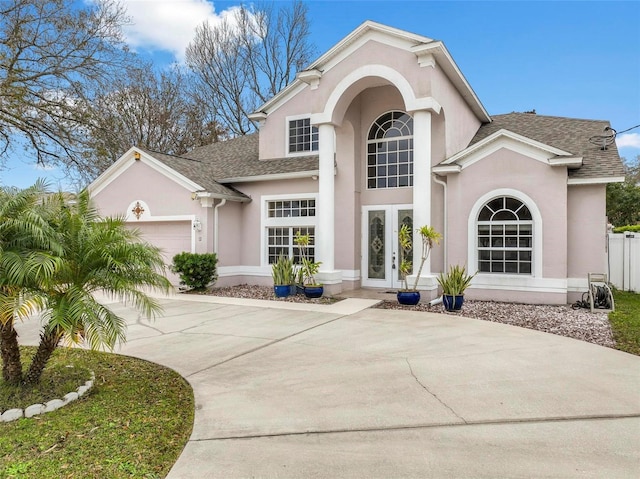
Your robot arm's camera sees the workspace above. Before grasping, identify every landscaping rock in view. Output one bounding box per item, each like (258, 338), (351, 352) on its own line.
(77, 385), (89, 397)
(208, 284), (335, 304)
(376, 299), (615, 348)
(63, 392), (79, 404)
(85, 379), (94, 389)
(25, 404), (45, 418)
(2, 408), (24, 422)
(44, 399), (65, 412)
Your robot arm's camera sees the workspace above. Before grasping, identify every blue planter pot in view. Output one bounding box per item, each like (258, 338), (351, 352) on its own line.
(274, 285), (290, 298)
(296, 284), (305, 295)
(289, 284), (297, 296)
(397, 291), (421, 305)
(304, 285), (324, 299)
(442, 294), (464, 311)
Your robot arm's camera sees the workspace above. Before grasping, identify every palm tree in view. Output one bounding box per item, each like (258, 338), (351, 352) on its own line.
(0, 180), (60, 385)
(22, 190), (171, 384)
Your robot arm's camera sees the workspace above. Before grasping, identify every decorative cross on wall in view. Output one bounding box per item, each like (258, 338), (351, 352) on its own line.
(131, 201), (145, 220)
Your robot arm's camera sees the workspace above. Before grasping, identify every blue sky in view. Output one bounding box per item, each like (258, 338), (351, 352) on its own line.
(2, 0), (639, 189)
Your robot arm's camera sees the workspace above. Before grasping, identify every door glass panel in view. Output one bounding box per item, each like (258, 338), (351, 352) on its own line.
(397, 209), (413, 283)
(368, 210), (385, 279)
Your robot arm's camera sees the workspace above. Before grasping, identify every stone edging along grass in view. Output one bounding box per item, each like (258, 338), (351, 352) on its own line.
(0, 372), (95, 423)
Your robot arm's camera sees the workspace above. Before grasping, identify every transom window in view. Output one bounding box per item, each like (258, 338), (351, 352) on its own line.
(267, 227), (315, 264)
(268, 199), (316, 218)
(477, 197), (533, 274)
(367, 111), (413, 189)
(288, 118), (318, 153)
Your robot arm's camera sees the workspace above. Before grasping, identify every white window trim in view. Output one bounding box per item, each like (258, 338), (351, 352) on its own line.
(467, 189), (543, 285)
(261, 193), (319, 267)
(476, 200), (533, 275)
(285, 114), (319, 158)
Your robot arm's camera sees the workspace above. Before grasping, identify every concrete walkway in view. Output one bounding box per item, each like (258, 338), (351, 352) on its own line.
(16, 294), (640, 478)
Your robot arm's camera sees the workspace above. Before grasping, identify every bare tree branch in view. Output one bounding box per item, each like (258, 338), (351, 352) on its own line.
(0, 0), (135, 171)
(186, 0), (314, 137)
(83, 65), (228, 179)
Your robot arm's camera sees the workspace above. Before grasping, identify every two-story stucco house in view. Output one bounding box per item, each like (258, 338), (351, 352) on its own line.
(89, 21), (625, 304)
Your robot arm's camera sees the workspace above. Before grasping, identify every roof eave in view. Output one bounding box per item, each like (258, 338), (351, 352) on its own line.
(431, 164), (461, 175)
(567, 176), (626, 185)
(420, 41), (491, 122)
(193, 191), (251, 203)
(219, 170), (320, 184)
(549, 156), (583, 168)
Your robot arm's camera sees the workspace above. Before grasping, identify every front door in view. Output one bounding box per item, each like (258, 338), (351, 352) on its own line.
(361, 205), (413, 289)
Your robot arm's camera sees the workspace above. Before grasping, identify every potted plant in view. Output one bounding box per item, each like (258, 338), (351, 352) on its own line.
(271, 255), (293, 298)
(293, 265), (305, 295)
(397, 224), (442, 305)
(294, 231), (323, 298)
(437, 265), (476, 311)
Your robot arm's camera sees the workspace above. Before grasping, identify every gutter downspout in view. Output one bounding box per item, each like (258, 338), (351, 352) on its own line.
(213, 199), (227, 254)
(430, 175), (447, 307)
(432, 174), (447, 267)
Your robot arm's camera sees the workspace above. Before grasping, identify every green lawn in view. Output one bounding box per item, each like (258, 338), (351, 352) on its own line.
(0, 348), (194, 479)
(610, 290), (640, 356)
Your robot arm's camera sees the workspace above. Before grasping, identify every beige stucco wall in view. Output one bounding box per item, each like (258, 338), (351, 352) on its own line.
(429, 66), (481, 158)
(259, 38), (481, 161)
(92, 160), (199, 219)
(217, 200), (243, 267)
(249, 35), (485, 290)
(567, 184), (608, 279)
(446, 148), (569, 303)
(217, 178), (319, 267)
(91, 159), (218, 285)
(92, 160), (213, 257)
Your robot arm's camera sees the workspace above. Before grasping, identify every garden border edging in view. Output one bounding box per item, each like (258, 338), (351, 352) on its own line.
(1, 372), (95, 422)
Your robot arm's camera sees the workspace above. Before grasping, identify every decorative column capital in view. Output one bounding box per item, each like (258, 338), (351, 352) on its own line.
(406, 98), (442, 115)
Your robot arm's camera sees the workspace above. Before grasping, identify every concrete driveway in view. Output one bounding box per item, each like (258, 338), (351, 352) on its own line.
(16, 294), (640, 478)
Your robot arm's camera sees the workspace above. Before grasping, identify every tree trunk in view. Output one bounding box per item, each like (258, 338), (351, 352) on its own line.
(1, 319), (23, 385)
(23, 329), (61, 385)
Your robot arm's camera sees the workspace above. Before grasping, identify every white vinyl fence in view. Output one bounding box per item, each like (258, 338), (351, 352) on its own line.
(608, 232), (640, 293)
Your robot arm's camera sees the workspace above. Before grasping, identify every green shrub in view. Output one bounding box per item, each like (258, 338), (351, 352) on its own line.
(171, 252), (218, 289)
(612, 224), (640, 233)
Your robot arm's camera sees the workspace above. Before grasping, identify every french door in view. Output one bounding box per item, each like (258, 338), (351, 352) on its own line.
(361, 205), (413, 289)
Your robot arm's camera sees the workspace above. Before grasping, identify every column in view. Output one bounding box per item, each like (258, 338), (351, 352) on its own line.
(317, 123), (335, 272)
(412, 109), (432, 276)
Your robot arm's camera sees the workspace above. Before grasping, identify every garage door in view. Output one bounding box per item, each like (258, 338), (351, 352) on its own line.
(130, 221), (192, 285)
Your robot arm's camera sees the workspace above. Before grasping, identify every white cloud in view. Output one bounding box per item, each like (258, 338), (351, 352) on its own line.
(616, 132), (640, 149)
(119, 0), (235, 62)
(33, 163), (58, 171)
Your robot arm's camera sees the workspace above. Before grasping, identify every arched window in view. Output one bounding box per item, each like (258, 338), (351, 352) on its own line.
(477, 197), (533, 274)
(366, 111), (413, 189)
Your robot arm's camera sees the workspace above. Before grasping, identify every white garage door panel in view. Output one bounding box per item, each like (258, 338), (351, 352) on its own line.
(130, 221), (192, 285)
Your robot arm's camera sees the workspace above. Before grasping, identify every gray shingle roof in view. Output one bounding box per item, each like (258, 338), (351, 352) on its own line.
(144, 113), (622, 196)
(468, 113), (625, 179)
(184, 133), (319, 180)
(139, 148), (250, 201)
(141, 133), (319, 200)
